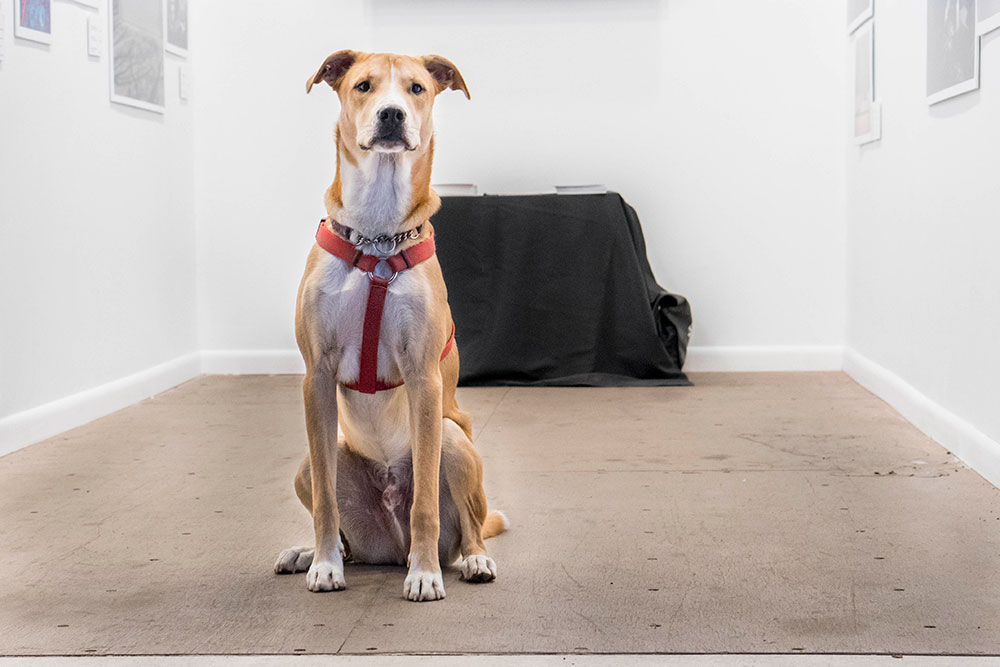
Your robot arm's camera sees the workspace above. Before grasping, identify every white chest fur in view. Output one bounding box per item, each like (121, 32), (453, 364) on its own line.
(306, 251), (432, 464)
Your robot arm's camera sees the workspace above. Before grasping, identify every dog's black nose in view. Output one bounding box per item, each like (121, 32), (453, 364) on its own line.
(377, 107), (406, 125)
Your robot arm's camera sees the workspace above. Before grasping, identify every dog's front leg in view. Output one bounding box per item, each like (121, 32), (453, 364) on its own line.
(403, 367), (445, 601)
(302, 369), (346, 592)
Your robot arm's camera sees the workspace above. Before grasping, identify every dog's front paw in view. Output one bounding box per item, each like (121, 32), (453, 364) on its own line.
(306, 560), (346, 592)
(460, 554), (497, 583)
(274, 546), (314, 574)
(403, 559), (445, 602)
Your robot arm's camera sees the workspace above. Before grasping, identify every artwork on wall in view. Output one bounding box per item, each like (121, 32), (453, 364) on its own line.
(978, 0), (1000, 34)
(109, 0), (164, 113)
(853, 21), (881, 145)
(14, 0), (52, 44)
(165, 0), (186, 57)
(848, 0), (874, 34)
(927, 0), (980, 104)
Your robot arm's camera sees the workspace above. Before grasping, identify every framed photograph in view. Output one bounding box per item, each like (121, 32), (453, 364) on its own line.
(853, 22), (881, 145)
(109, 0), (165, 113)
(927, 0), (980, 105)
(164, 0), (186, 57)
(978, 0), (1000, 34)
(847, 0), (874, 35)
(14, 0), (51, 44)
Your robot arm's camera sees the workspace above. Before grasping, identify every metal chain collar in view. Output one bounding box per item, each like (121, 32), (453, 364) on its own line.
(353, 227), (423, 257)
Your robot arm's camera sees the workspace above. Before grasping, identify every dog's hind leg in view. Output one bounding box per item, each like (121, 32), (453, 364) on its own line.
(440, 344), (473, 440)
(440, 418), (506, 583)
(273, 454), (345, 575)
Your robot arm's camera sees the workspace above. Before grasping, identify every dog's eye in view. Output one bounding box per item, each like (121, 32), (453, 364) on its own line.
(410, 82), (424, 94)
(355, 80), (371, 93)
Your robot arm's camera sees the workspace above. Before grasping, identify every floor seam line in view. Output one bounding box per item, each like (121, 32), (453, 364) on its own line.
(471, 386), (512, 443)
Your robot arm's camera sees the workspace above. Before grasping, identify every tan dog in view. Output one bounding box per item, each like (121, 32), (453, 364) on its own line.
(273, 51), (507, 602)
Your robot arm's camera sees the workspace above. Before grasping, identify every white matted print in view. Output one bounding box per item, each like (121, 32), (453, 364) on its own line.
(109, 0), (164, 113)
(848, 0), (874, 34)
(978, 0), (1000, 34)
(14, 0), (51, 44)
(165, 0), (186, 56)
(853, 22), (880, 145)
(927, 0), (980, 104)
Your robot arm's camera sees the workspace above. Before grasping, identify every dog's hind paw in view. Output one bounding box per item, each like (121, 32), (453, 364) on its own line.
(274, 546), (314, 574)
(306, 560), (346, 592)
(460, 554), (497, 583)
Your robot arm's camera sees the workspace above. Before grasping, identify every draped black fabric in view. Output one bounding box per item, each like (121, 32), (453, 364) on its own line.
(431, 193), (692, 387)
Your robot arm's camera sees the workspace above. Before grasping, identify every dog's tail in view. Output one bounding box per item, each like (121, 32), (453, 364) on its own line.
(481, 510), (510, 540)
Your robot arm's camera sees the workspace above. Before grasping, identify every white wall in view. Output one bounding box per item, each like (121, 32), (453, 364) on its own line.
(190, 1), (367, 357)
(845, 2), (1000, 459)
(191, 0), (847, 363)
(0, 1), (197, 439)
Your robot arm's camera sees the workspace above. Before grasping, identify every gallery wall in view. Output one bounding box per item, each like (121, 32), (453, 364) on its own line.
(0, 2), (197, 436)
(190, 0), (847, 368)
(845, 1), (1000, 463)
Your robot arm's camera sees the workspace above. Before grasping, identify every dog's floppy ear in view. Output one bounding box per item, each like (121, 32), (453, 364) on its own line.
(307, 50), (359, 93)
(421, 55), (470, 99)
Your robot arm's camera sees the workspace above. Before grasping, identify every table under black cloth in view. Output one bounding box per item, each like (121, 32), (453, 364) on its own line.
(431, 192), (692, 387)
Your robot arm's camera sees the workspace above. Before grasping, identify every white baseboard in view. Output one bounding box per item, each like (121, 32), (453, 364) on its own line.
(685, 345), (844, 372)
(843, 348), (1000, 489)
(0, 352), (202, 458)
(200, 349), (305, 375)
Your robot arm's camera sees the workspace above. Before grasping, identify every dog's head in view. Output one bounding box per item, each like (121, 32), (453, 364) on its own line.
(307, 50), (469, 156)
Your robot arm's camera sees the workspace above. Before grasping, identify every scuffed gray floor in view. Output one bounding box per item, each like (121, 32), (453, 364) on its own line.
(1, 373), (998, 656)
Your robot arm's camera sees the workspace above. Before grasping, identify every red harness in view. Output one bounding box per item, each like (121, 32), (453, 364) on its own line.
(315, 220), (455, 394)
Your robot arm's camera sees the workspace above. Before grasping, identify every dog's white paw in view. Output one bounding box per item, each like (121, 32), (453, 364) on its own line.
(306, 560), (346, 592)
(403, 559), (446, 602)
(274, 546), (314, 574)
(460, 554), (497, 583)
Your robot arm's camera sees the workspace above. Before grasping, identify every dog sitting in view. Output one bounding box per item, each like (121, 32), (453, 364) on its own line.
(273, 51), (507, 602)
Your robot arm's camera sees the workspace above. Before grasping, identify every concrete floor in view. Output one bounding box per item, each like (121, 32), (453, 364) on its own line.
(0, 373), (998, 658)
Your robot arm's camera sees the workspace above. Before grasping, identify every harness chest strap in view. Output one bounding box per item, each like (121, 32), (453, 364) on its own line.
(315, 220), (455, 394)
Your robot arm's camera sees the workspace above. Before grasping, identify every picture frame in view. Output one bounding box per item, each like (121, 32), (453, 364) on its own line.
(164, 0), (187, 57)
(847, 0), (874, 35)
(927, 0), (980, 105)
(109, 0), (165, 114)
(14, 0), (52, 44)
(853, 21), (881, 145)
(978, 0), (1000, 35)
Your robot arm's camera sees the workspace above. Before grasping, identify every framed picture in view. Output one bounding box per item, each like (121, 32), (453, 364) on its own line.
(853, 21), (881, 145)
(847, 0), (874, 35)
(164, 0), (186, 57)
(927, 0), (980, 105)
(14, 0), (51, 44)
(978, 0), (1000, 34)
(109, 0), (165, 113)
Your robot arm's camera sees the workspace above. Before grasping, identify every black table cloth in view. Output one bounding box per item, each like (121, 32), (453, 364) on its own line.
(431, 192), (692, 387)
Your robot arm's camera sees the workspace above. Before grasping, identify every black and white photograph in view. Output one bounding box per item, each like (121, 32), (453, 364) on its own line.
(978, 0), (1000, 34)
(165, 0), (187, 56)
(4, 2), (1000, 665)
(927, 0), (980, 104)
(847, 0), (873, 34)
(109, 0), (164, 112)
